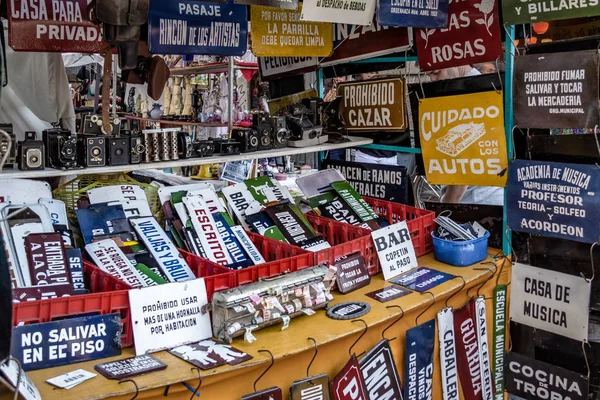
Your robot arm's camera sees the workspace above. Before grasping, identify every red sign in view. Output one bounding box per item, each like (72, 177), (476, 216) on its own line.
(331, 357), (367, 400)
(453, 299), (483, 400)
(415, 0), (502, 71)
(12, 284), (73, 302)
(25, 233), (73, 289)
(8, 0), (105, 52)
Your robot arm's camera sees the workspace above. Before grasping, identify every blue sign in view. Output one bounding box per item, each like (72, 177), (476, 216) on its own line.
(212, 212), (252, 270)
(376, 0), (448, 28)
(404, 319), (435, 400)
(148, 0), (248, 55)
(507, 160), (600, 244)
(11, 314), (122, 371)
(390, 267), (454, 292)
(76, 205), (126, 245)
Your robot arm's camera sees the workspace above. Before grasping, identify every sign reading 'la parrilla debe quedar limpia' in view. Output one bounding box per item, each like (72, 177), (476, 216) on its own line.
(510, 262), (591, 342)
(507, 159), (600, 244)
(514, 51), (599, 129)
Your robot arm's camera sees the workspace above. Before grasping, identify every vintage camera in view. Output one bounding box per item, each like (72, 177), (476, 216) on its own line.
(269, 116), (289, 149)
(233, 129), (258, 153)
(0, 124), (16, 170)
(43, 128), (79, 170)
(17, 131), (45, 171)
(287, 104), (323, 140)
(77, 134), (106, 167)
(82, 114), (121, 135)
(194, 140), (215, 158)
(214, 139), (240, 156)
(177, 131), (195, 159)
(122, 131), (145, 164)
(107, 136), (131, 166)
(302, 97), (324, 126)
(253, 112), (273, 151)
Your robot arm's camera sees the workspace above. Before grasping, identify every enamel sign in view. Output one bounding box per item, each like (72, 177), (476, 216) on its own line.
(376, 0), (448, 28)
(506, 160), (600, 244)
(235, 0), (298, 9)
(331, 357), (368, 400)
(404, 320), (435, 400)
(502, 0), (600, 24)
(415, 0), (502, 71)
(419, 91), (508, 186)
(258, 56), (318, 81)
(250, 5), (334, 57)
(359, 340), (403, 400)
(148, 0), (248, 55)
(300, 0), (376, 26)
(372, 220), (418, 281)
(390, 266), (455, 291)
(510, 262), (591, 342)
(437, 308), (459, 400)
(85, 239), (148, 288)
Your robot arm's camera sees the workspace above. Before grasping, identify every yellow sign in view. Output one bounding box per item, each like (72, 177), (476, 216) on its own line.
(419, 91), (508, 187)
(250, 5), (333, 57)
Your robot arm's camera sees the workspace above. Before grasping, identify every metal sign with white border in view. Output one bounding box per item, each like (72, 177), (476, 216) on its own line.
(231, 226), (266, 265)
(85, 239), (148, 288)
(300, 0), (376, 25)
(358, 340), (403, 399)
(0, 359), (41, 400)
(88, 185), (147, 205)
(510, 262), (591, 342)
(475, 296), (493, 400)
(371, 220), (418, 280)
(437, 307), (459, 400)
(130, 217), (196, 282)
(158, 183), (214, 205)
(128, 279), (212, 355)
(258, 57), (318, 81)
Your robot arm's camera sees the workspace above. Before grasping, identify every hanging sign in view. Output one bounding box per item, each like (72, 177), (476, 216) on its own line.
(514, 51), (599, 129)
(492, 285), (507, 400)
(365, 285), (411, 302)
(510, 262), (591, 342)
(415, 0), (502, 71)
(258, 57), (318, 81)
(331, 356), (368, 400)
(419, 91), (508, 186)
(290, 374), (331, 400)
(404, 319), (435, 400)
(250, 5), (333, 57)
(475, 296), (493, 400)
(372, 220), (418, 281)
(242, 387), (283, 400)
(94, 355), (167, 379)
(376, 0), (448, 28)
(506, 159), (600, 244)
(335, 254), (371, 294)
(390, 266), (455, 291)
(235, 0), (298, 9)
(128, 279), (212, 355)
(148, 0), (248, 56)
(453, 300), (482, 400)
(323, 160), (408, 203)
(337, 78), (407, 132)
(320, 20), (412, 66)
(300, 0), (376, 25)
(359, 340), (403, 400)
(10, 313), (122, 371)
(437, 308), (459, 400)
(502, 0), (600, 24)
(7, 0), (104, 52)
(505, 351), (589, 400)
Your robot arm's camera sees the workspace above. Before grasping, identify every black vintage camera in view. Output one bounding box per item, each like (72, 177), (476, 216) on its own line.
(0, 124), (16, 170)
(287, 104), (323, 141)
(123, 131), (145, 164)
(107, 136), (131, 166)
(17, 132), (45, 171)
(177, 131), (195, 159)
(43, 129), (79, 170)
(213, 139), (240, 155)
(233, 128), (258, 153)
(82, 114), (121, 135)
(77, 135), (106, 167)
(301, 97), (324, 126)
(194, 140), (215, 158)
(253, 112), (273, 151)
(269, 116), (289, 149)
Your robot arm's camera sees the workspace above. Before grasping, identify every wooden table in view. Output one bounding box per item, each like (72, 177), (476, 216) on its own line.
(2, 249), (511, 400)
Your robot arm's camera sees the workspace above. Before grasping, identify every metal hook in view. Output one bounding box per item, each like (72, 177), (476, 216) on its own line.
(417, 72), (426, 99)
(415, 292), (436, 325)
(491, 83), (501, 94)
(505, 227), (518, 262)
(1, 357), (22, 400)
(445, 276), (466, 308)
(496, 255), (510, 287)
(119, 379), (139, 400)
(254, 350), (275, 392)
(470, 265), (497, 298)
(349, 319), (368, 358)
(382, 305), (405, 342)
(583, 341), (591, 380)
(495, 57), (503, 93)
(189, 368), (202, 400)
(503, 25), (520, 57)
(584, 242), (599, 282)
(307, 338), (318, 377)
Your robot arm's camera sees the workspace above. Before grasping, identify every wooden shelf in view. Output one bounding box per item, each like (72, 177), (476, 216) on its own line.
(124, 115), (228, 127)
(170, 62), (258, 76)
(0, 137), (373, 179)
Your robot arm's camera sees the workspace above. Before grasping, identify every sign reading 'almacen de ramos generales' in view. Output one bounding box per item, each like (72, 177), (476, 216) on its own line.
(502, 0), (600, 24)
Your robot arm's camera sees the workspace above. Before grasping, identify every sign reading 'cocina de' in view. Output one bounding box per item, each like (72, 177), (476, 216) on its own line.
(338, 78), (406, 132)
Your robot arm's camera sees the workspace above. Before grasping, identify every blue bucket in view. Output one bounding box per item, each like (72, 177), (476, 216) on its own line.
(431, 230), (490, 267)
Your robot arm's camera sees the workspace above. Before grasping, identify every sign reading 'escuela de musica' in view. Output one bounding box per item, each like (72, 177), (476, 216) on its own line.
(514, 51), (599, 129)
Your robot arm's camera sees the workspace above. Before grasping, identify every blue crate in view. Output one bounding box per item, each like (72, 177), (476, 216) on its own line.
(431, 230), (489, 267)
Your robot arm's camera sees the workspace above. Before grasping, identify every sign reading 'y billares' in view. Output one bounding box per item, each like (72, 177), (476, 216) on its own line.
(514, 51), (599, 129)
(507, 159), (600, 243)
(502, 0), (600, 24)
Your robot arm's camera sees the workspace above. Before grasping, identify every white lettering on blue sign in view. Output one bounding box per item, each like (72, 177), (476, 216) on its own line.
(231, 226), (265, 265)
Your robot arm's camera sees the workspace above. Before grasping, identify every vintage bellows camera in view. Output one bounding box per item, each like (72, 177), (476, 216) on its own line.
(107, 136), (131, 166)
(0, 124), (16, 170)
(233, 128), (259, 153)
(17, 131), (45, 171)
(77, 135), (106, 167)
(253, 112), (273, 151)
(269, 116), (289, 149)
(43, 128), (80, 170)
(286, 103), (327, 148)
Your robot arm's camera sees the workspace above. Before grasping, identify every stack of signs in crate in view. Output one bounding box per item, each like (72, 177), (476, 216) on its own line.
(503, 50), (600, 400)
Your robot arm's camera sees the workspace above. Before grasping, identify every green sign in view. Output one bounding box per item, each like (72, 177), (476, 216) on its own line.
(492, 284), (507, 400)
(502, 0), (600, 24)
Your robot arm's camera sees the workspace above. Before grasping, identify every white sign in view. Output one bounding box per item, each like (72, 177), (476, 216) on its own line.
(0, 179), (51, 204)
(88, 185), (147, 205)
(128, 279), (212, 355)
(510, 262), (591, 342)
(371, 221), (417, 280)
(130, 217), (195, 282)
(301, 0), (376, 25)
(157, 183), (213, 205)
(187, 188), (226, 214)
(85, 239), (148, 288)
(106, 200), (152, 218)
(0, 359), (41, 400)
(437, 307), (459, 400)
(475, 296), (493, 400)
(222, 160), (253, 184)
(222, 184), (255, 230)
(39, 198), (69, 227)
(258, 57), (318, 80)
(46, 369), (96, 389)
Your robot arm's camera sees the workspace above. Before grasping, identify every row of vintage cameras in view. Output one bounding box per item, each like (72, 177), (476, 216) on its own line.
(10, 112), (298, 171)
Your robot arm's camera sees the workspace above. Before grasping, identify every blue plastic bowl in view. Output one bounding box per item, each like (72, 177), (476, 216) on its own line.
(431, 230), (490, 267)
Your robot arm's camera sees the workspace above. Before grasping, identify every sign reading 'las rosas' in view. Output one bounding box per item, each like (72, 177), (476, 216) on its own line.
(148, 0), (248, 55)
(507, 159), (600, 243)
(419, 91), (508, 187)
(416, 0), (502, 71)
(502, 0), (600, 24)
(251, 5), (333, 57)
(514, 51), (599, 129)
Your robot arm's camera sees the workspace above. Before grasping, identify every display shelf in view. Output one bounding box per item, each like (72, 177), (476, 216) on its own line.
(0, 136), (373, 179)
(358, 143), (423, 154)
(123, 115), (229, 127)
(7, 251), (510, 400)
(170, 61), (258, 76)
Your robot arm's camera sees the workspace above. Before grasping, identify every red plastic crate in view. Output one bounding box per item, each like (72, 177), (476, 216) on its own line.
(180, 250), (239, 297)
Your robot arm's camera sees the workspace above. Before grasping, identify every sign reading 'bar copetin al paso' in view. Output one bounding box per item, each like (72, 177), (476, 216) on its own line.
(502, 0), (600, 24)
(419, 91), (508, 187)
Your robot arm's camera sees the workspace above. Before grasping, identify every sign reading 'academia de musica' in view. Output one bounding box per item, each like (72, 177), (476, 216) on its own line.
(419, 91), (508, 187)
(502, 0), (600, 24)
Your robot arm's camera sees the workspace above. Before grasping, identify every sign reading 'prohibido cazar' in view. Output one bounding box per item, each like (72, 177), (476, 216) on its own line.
(419, 91), (508, 186)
